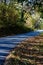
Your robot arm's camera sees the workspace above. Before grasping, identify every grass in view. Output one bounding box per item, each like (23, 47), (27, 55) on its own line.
(40, 32), (43, 36)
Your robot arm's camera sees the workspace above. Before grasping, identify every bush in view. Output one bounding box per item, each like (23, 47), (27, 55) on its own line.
(0, 2), (34, 36)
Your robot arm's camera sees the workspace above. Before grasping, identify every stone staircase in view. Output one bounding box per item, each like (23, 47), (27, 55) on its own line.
(6, 36), (43, 65)
(0, 30), (43, 65)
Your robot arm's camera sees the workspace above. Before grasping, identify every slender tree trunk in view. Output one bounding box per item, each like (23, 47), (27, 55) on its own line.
(4, 0), (6, 4)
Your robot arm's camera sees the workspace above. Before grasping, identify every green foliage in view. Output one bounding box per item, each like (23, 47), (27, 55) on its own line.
(0, 3), (19, 27)
(0, 0), (43, 36)
(0, 2), (33, 36)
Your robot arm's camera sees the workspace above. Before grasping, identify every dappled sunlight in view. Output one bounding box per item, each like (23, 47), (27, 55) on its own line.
(24, 13), (33, 28)
(32, 12), (40, 20)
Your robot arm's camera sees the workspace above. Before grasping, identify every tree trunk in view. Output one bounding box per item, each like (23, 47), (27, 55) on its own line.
(4, 0), (6, 4)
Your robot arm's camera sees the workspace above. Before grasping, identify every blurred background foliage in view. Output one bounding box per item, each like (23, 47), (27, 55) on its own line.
(0, 0), (43, 36)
